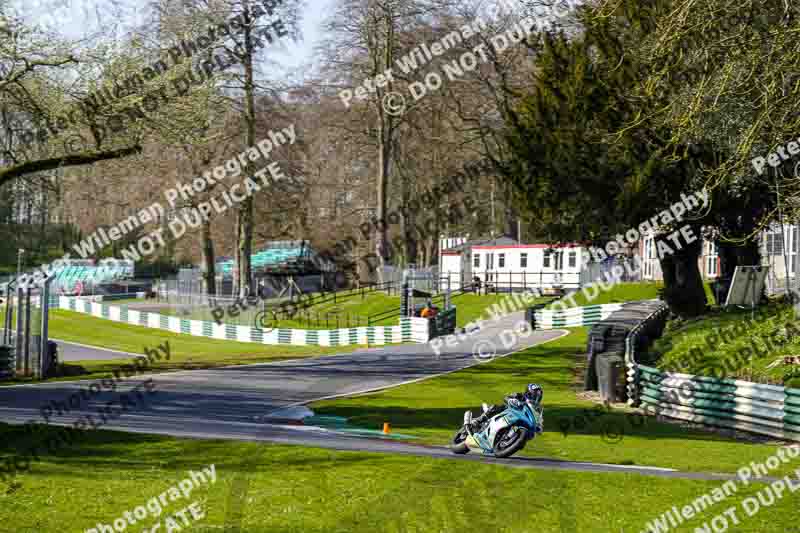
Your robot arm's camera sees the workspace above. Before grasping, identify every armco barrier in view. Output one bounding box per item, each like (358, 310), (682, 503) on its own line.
(636, 365), (800, 441)
(54, 296), (428, 347)
(624, 302), (800, 442)
(534, 303), (624, 329)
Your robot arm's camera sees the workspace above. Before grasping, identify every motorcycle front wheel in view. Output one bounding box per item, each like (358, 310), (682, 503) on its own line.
(450, 427), (470, 454)
(493, 426), (528, 458)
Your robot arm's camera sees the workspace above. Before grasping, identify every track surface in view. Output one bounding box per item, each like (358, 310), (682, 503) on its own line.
(3, 311), (560, 420)
(55, 338), (142, 361)
(0, 312), (769, 481)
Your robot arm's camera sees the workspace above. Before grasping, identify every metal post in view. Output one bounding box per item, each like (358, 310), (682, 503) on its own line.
(15, 284), (23, 374)
(16, 248), (24, 280)
(23, 285), (31, 376)
(41, 276), (51, 378)
(3, 280), (12, 345)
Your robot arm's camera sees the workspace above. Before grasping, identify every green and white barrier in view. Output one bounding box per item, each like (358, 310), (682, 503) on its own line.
(534, 303), (624, 329)
(621, 301), (800, 442)
(635, 365), (800, 441)
(54, 296), (454, 347)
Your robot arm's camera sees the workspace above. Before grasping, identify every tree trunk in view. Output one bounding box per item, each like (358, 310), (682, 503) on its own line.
(657, 225), (708, 317)
(376, 116), (390, 281)
(373, 6), (396, 282)
(402, 173), (416, 267)
(201, 219), (216, 296)
(237, 0), (256, 298)
(719, 240), (760, 279)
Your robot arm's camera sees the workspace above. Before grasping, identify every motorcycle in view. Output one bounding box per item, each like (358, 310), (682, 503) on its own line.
(450, 397), (543, 458)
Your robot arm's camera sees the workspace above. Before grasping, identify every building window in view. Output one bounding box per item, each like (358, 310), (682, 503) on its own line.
(706, 255), (718, 277)
(473, 254), (480, 268)
(766, 231), (783, 256)
(568, 250), (577, 268)
(520, 253), (528, 268)
(554, 251), (564, 270)
(498, 253), (505, 268)
(706, 241), (718, 277)
(543, 251), (552, 268)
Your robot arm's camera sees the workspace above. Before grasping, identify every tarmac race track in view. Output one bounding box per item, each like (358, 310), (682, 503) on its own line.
(0, 312), (770, 481)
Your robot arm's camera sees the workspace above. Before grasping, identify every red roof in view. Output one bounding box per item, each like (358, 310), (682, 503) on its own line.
(472, 243), (583, 250)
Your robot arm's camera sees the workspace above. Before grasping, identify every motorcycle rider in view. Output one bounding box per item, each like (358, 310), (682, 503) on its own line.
(471, 383), (544, 431)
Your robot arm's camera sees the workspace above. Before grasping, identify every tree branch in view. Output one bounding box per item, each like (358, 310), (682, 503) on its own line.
(0, 145), (143, 188)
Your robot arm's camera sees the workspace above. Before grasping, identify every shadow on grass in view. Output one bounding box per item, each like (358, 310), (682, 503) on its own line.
(0, 422), (381, 479)
(311, 402), (745, 445)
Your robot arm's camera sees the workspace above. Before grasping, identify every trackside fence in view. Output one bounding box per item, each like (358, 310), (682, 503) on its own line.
(533, 303), (624, 329)
(622, 302), (800, 442)
(51, 296), (449, 347)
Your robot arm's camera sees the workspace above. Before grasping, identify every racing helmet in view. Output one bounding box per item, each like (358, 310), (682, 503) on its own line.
(524, 383), (543, 405)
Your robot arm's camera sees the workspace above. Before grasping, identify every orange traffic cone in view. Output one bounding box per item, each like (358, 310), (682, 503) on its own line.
(383, 422), (392, 434)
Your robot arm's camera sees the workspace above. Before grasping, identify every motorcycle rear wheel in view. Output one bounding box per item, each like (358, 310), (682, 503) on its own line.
(450, 427), (470, 454)
(493, 426), (528, 458)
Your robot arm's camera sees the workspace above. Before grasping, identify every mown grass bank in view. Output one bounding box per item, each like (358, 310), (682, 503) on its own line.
(0, 309), (347, 385)
(0, 423), (797, 532)
(312, 328), (799, 476)
(651, 299), (800, 386)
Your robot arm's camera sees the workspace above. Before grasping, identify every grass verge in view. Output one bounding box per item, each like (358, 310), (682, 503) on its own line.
(547, 281), (717, 309)
(1, 309), (349, 385)
(548, 281), (664, 308)
(312, 328), (800, 475)
(0, 424), (797, 532)
(651, 299), (800, 385)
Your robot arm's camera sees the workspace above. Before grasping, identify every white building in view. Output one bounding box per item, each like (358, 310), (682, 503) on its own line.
(639, 224), (797, 295)
(439, 236), (588, 290)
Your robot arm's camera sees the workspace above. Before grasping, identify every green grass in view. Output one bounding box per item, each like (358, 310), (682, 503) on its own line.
(98, 296), (150, 306)
(0, 308), (349, 384)
(547, 280), (718, 309)
(1, 322), (798, 531)
(548, 281), (664, 308)
(448, 293), (552, 327)
(312, 328), (800, 475)
(0, 423), (798, 532)
(651, 299), (800, 385)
